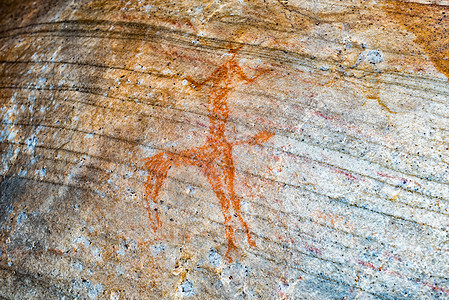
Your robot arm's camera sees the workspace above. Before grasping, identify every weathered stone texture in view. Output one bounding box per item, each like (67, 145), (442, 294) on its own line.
(0, 0), (448, 299)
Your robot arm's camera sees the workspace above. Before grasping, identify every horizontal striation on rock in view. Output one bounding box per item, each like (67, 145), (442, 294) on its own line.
(0, 0), (448, 299)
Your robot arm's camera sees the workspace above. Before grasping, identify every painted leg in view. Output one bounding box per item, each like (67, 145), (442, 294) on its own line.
(230, 194), (256, 247)
(204, 165), (237, 262)
(221, 152), (256, 247)
(143, 152), (174, 233)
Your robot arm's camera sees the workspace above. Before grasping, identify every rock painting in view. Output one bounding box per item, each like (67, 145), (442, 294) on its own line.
(143, 47), (274, 261)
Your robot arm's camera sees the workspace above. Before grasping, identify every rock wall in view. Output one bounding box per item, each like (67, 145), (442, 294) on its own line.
(0, 0), (448, 299)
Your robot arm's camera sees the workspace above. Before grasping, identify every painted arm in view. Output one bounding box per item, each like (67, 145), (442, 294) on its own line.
(234, 131), (275, 146)
(184, 75), (211, 90)
(235, 66), (271, 84)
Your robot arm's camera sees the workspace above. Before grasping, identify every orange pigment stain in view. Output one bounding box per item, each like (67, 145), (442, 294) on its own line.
(143, 47), (273, 261)
(385, 1), (449, 79)
(314, 210), (354, 232)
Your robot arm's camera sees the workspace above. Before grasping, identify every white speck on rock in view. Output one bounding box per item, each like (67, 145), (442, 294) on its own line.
(16, 211), (28, 224)
(366, 49), (383, 64)
(115, 266), (125, 276)
(7, 129), (17, 142)
(1, 147), (20, 175)
(73, 236), (91, 247)
(35, 78), (47, 88)
(35, 168), (46, 178)
(26, 135), (37, 153)
(84, 281), (105, 300)
(178, 280), (195, 297)
(185, 185), (195, 195)
(353, 49), (383, 67)
(208, 248), (221, 267)
(72, 261), (84, 271)
(116, 245), (125, 256)
(150, 244), (166, 256)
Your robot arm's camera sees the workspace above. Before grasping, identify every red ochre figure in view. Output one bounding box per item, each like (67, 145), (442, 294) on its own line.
(143, 48), (273, 261)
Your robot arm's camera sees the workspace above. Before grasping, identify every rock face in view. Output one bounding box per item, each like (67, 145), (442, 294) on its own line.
(1, 0), (449, 299)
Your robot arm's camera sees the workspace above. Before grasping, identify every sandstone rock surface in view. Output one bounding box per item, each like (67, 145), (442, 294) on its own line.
(1, 0), (449, 299)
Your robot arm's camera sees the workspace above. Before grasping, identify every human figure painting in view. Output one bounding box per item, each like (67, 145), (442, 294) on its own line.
(143, 46), (273, 261)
